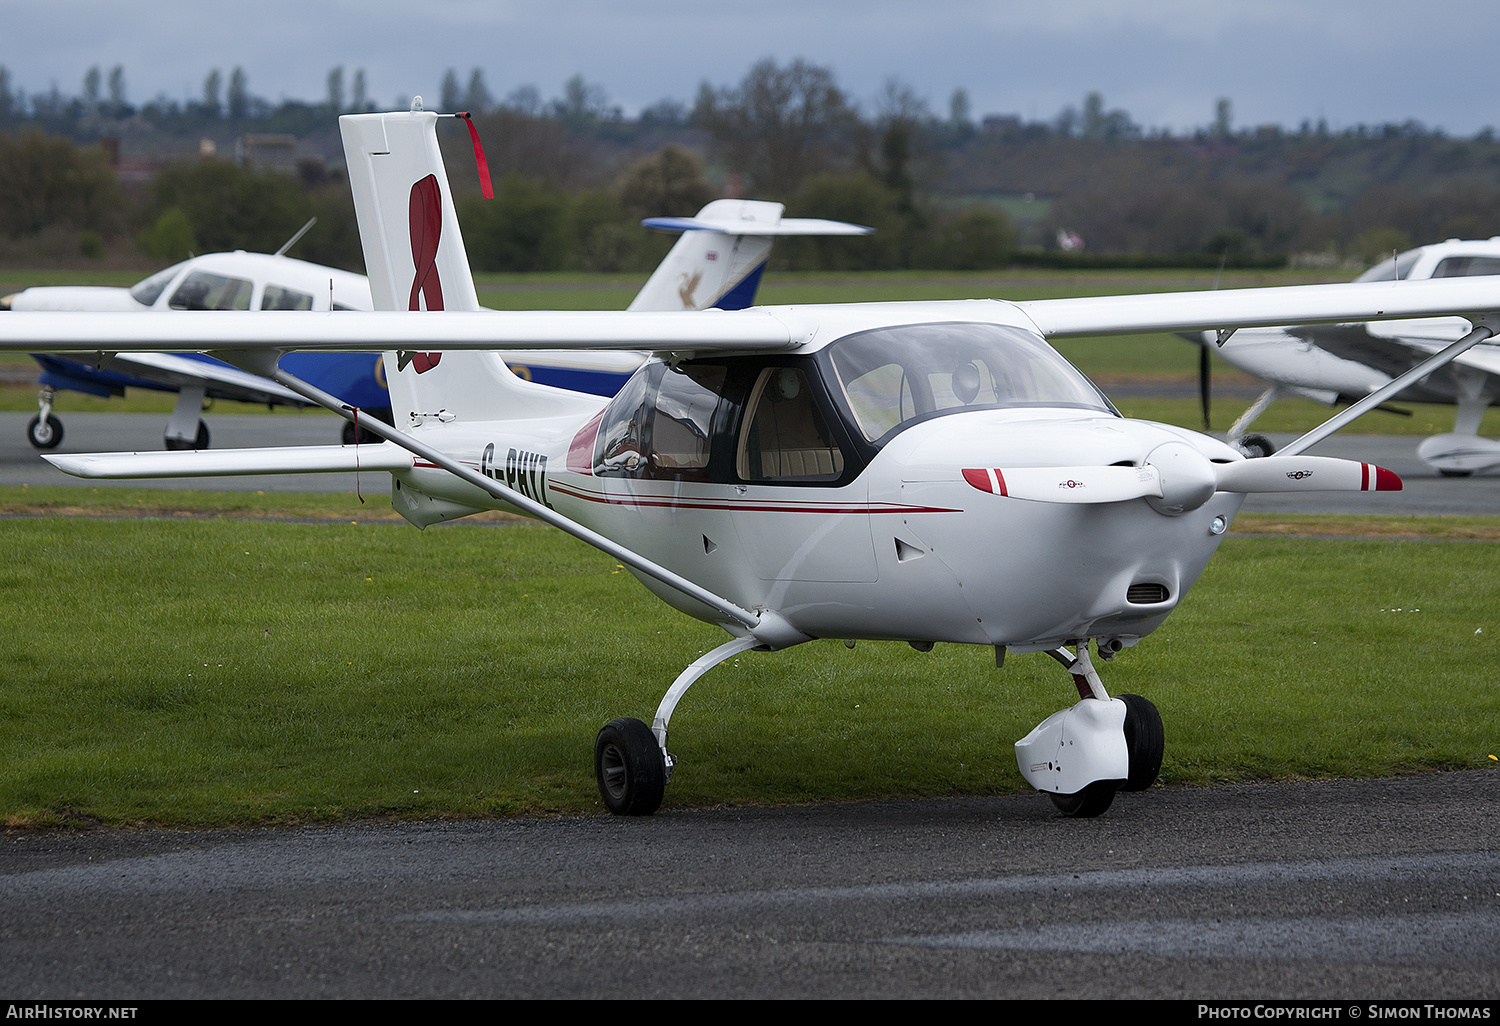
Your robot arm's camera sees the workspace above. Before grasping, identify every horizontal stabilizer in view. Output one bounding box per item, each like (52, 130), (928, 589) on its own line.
(641, 216), (872, 236)
(44, 443), (414, 479)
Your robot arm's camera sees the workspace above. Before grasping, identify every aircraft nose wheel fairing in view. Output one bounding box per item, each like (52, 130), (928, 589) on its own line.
(1014, 644), (1164, 817)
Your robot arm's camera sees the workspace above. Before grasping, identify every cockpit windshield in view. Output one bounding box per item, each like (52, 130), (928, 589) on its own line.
(825, 322), (1117, 444)
(128, 262), (187, 307)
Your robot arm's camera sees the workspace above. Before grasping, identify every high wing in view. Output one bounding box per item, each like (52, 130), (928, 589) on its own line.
(98, 352), (305, 403)
(1015, 278), (1500, 339)
(0, 307), (804, 355)
(1293, 322), (1500, 383)
(5, 279), (1500, 358)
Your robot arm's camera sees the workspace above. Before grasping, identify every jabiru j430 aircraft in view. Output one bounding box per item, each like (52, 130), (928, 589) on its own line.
(5, 107), (1498, 818)
(2, 194), (867, 452)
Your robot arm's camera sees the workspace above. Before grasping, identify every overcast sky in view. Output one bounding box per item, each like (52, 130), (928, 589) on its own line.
(6, 0), (1498, 135)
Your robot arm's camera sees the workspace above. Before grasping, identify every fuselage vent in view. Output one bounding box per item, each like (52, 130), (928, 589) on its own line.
(1126, 582), (1170, 605)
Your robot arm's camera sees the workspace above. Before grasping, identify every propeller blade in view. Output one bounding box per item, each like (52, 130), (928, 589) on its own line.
(964, 466), (1163, 504)
(1214, 455), (1402, 493)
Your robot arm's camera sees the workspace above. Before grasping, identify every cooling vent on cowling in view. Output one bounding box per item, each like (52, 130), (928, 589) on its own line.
(1126, 583), (1170, 604)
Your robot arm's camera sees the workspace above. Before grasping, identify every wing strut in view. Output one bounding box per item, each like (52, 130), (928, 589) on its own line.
(269, 365), (764, 632)
(1277, 321), (1496, 457)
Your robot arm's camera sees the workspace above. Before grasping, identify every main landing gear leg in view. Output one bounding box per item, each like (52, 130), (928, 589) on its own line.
(594, 635), (762, 816)
(163, 381), (209, 450)
(26, 387), (63, 449)
(1013, 641), (1163, 818)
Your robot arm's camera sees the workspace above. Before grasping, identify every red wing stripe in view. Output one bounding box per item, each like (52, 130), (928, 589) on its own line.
(1361, 462), (1370, 491)
(994, 469), (1008, 497)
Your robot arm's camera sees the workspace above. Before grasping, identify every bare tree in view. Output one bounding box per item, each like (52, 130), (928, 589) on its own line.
(693, 58), (856, 196)
(326, 66), (345, 113)
(202, 69), (222, 117)
(227, 68), (248, 120)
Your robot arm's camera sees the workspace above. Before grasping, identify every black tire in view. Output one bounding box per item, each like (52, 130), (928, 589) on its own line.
(1439, 469), (1473, 478)
(1049, 780), (1117, 818)
(165, 421), (210, 451)
(1119, 693), (1164, 792)
(1239, 434), (1276, 459)
(26, 414), (63, 450)
(594, 717), (666, 816)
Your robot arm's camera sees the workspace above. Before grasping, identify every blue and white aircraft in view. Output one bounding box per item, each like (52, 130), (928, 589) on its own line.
(2, 203), (868, 451)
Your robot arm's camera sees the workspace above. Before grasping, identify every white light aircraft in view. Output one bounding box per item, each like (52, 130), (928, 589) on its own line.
(3, 203), (866, 452)
(5, 109), (1498, 818)
(2, 236), (376, 450)
(1194, 239), (1500, 474)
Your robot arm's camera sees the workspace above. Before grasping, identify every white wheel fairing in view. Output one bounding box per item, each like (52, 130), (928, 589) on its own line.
(1015, 697), (1129, 795)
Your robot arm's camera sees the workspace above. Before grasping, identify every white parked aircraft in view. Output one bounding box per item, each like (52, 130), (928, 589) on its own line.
(2, 242), (376, 450)
(1196, 238), (1500, 474)
(2, 205), (867, 453)
(6, 109), (1497, 818)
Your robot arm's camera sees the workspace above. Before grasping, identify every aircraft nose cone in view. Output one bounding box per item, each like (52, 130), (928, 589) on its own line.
(1145, 441), (1217, 515)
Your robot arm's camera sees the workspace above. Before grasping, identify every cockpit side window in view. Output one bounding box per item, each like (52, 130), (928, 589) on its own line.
(168, 271), (252, 310)
(593, 363), (657, 477)
(736, 367), (845, 482)
(593, 362), (729, 481)
(262, 284), (314, 310)
(651, 364), (726, 478)
(1432, 256), (1500, 278)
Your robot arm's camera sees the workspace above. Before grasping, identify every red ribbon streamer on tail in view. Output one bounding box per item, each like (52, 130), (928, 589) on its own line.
(458, 112), (494, 199)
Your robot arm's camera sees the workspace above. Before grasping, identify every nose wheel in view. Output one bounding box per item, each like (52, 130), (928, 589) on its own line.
(1018, 643), (1164, 817)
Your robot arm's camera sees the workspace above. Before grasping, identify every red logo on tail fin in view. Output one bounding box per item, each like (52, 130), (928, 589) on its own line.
(404, 174), (445, 372)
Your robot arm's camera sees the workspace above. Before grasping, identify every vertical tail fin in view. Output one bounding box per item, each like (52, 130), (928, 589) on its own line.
(627, 199), (872, 312)
(340, 109), (582, 424)
(341, 110), (483, 314)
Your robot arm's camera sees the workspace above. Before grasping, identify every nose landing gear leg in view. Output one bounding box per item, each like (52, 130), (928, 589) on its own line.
(1014, 641), (1163, 817)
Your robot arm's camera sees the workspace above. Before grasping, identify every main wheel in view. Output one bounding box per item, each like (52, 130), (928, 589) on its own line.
(594, 717), (666, 816)
(1118, 693), (1164, 792)
(1239, 434), (1276, 459)
(1439, 469), (1473, 478)
(165, 421), (210, 451)
(26, 414), (63, 449)
(1049, 780), (1117, 818)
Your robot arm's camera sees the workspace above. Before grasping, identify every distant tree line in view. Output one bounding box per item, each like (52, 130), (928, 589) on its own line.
(4, 58), (1500, 273)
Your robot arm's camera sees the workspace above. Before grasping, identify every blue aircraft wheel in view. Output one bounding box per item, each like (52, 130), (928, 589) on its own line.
(595, 717), (665, 816)
(26, 414), (63, 450)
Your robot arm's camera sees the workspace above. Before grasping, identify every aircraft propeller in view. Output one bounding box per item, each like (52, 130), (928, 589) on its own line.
(965, 450), (1400, 511)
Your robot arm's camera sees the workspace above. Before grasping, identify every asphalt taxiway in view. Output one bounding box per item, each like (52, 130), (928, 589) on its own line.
(1, 771), (1496, 998)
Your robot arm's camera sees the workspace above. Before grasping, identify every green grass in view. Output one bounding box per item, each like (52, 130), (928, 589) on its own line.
(0, 497), (1494, 827)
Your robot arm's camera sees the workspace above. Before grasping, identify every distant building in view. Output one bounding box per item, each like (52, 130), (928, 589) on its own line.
(236, 134), (298, 172)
